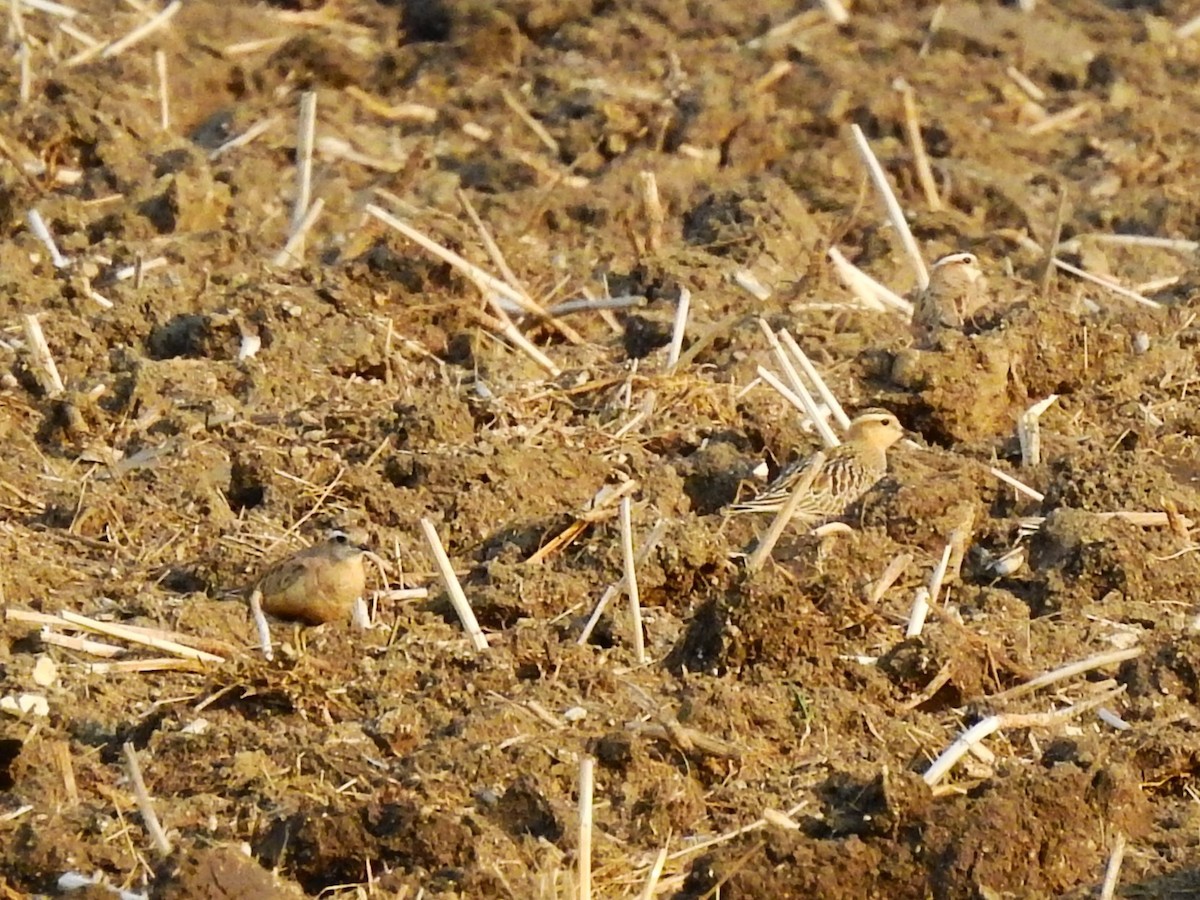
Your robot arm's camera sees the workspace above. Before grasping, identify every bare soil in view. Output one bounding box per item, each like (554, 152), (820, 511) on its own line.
(4, 1), (1200, 897)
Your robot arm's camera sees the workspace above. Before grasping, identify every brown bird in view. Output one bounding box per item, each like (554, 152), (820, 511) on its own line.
(247, 529), (371, 626)
(726, 409), (904, 526)
(911, 252), (988, 346)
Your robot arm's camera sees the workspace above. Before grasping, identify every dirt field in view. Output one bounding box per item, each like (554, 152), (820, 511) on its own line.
(5, 0), (1200, 897)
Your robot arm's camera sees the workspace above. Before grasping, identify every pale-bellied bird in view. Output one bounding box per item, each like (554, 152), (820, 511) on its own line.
(911, 252), (987, 346)
(246, 529), (370, 626)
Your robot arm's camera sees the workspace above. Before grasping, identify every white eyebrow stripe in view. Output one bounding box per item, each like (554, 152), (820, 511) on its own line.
(932, 252), (977, 268)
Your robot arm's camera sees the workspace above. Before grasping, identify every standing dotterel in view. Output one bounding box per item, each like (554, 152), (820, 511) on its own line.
(248, 529), (370, 625)
(911, 252), (988, 346)
(726, 409), (904, 527)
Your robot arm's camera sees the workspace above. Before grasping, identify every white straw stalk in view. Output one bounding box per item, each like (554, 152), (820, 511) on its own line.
(419, 518), (489, 651)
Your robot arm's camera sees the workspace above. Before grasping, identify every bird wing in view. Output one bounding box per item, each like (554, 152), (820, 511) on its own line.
(727, 451), (828, 516)
(256, 555), (323, 599)
(726, 444), (875, 519)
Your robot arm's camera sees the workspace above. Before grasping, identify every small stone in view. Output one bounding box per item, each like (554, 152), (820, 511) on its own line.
(1, 693), (49, 718)
(31, 655), (57, 687)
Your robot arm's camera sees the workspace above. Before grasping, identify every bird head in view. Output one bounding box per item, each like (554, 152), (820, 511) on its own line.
(325, 528), (371, 560)
(930, 252), (985, 292)
(846, 409), (904, 450)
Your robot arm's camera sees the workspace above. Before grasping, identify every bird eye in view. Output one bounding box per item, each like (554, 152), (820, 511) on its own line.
(332, 531), (348, 544)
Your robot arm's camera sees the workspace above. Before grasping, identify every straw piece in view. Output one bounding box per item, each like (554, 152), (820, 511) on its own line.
(1057, 233), (1199, 254)
(867, 552), (911, 604)
(908, 541), (954, 638)
(849, 124), (929, 291)
(344, 85), (437, 122)
(248, 588), (274, 661)
(454, 188), (585, 345)
(209, 116), (279, 161)
(988, 646), (1142, 703)
(756, 365), (824, 429)
(58, 611), (224, 663)
(619, 498), (647, 664)
(39, 630), (123, 657)
(1099, 832), (1126, 900)
(288, 91), (318, 251)
(420, 518), (489, 651)
(1017, 394), (1058, 468)
(894, 79), (941, 211)
(530, 480), (639, 566)
(18, 41), (31, 106)
(777, 330), (850, 431)
(100, 0), (182, 59)
(471, 305), (561, 377)
(272, 196), (324, 267)
(639, 171), (665, 254)
(1006, 66), (1046, 101)
(1178, 12), (1200, 39)
(818, 0), (849, 25)
(21, 314), (65, 396)
(222, 35), (288, 56)
(155, 49), (169, 130)
(113, 256), (167, 281)
(499, 87), (559, 155)
(1040, 190), (1068, 298)
(759, 320), (839, 448)
(927, 542), (954, 606)
(746, 10), (822, 49)
(53, 740), (79, 804)
(923, 686), (1124, 786)
(1052, 258), (1162, 309)
(26, 209), (68, 268)
(1026, 102), (1092, 136)
(364, 204), (554, 326)
(578, 756), (594, 900)
(989, 466), (1045, 502)
(733, 269), (771, 300)
(665, 287), (691, 372)
(548, 295), (645, 315)
(906, 587), (931, 638)
(639, 844), (669, 900)
(747, 451), (826, 572)
(752, 60), (793, 94)
(627, 720), (743, 758)
(89, 658), (208, 674)
(662, 801), (808, 863)
(454, 187), (530, 303)
(21, 0), (77, 16)
(123, 742), (172, 856)
(827, 246), (914, 314)
(578, 519), (667, 645)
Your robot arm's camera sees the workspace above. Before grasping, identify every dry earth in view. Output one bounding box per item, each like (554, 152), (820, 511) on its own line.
(4, 1), (1200, 898)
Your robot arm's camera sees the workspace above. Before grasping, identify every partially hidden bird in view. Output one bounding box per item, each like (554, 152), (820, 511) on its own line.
(911, 252), (988, 346)
(246, 529), (371, 626)
(726, 409), (904, 527)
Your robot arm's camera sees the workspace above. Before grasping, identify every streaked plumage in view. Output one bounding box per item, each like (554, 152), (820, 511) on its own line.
(726, 409), (904, 526)
(248, 529), (370, 625)
(911, 252), (987, 346)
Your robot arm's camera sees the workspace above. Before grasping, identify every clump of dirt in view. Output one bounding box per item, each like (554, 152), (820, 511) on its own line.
(6, 1), (1200, 897)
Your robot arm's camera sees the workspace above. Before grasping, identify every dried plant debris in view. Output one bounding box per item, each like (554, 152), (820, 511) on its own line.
(6, 1), (1200, 898)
